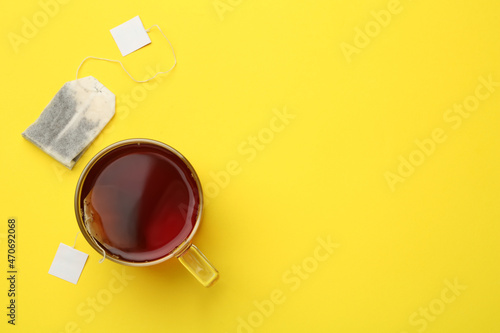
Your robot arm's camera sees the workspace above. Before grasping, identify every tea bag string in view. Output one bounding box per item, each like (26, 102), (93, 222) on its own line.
(72, 231), (80, 248)
(75, 24), (177, 83)
(73, 231), (107, 264)
(95, 242), (107, 264)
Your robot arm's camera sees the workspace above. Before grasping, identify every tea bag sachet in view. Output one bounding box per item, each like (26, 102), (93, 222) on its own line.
(22, 76), (115, 169)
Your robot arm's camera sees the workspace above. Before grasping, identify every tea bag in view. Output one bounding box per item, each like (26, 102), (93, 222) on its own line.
(22, 76), (115, 169)
(23, 17), (176, 170)
(83, 188), (113, 249)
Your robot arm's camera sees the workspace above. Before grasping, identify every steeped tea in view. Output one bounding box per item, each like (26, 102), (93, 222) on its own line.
(79, 142), (200, 262)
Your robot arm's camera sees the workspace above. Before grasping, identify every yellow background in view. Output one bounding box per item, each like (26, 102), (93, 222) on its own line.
(1, 0), (499, 332)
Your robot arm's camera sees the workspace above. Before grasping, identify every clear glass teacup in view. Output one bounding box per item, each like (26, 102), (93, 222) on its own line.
(74, 138), (218, 287)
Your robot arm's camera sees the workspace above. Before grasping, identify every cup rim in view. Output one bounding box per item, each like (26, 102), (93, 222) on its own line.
(74, 138), (204, 266)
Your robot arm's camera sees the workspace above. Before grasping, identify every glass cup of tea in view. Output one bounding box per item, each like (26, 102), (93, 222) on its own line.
(74, 138), (218, 287)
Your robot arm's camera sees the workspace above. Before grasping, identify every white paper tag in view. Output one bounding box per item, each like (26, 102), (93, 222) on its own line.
(110, 16), (152, 56)
(48, 243), (89, 284)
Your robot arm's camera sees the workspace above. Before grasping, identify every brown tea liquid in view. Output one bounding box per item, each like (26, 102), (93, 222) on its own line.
(80, 143), (200, 262)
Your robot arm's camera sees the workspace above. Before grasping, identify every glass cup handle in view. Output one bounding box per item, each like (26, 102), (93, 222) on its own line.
(177, 244), (219, 287)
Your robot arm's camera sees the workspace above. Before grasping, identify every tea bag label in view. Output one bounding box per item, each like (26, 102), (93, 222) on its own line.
(110, 16), (151, 56)
(48, 243), (89, 284)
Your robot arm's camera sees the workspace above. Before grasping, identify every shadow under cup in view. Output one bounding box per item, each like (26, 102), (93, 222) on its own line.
(74, 139), (218, 287)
